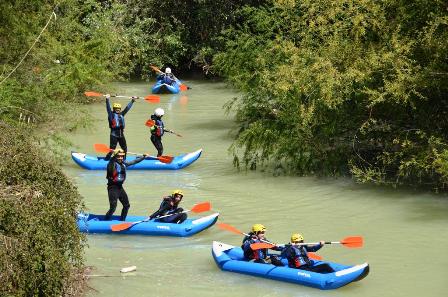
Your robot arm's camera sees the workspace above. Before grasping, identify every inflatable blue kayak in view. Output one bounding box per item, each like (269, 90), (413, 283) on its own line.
(71, 149), (202, 170)
(151, 80), (180, 94)
(212, 241), (369, 290)
(78, 213), (219, 236)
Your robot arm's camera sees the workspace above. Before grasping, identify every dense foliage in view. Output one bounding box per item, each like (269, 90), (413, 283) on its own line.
(0, 0), (133, 154)
(0, 124), (86, 296)
(106, 0), (265, 78)
(0, 1), (125, 294)
(214, 0), (448, 189)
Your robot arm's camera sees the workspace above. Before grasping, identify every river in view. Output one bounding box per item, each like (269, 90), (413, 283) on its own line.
(63, 81), (448, 297)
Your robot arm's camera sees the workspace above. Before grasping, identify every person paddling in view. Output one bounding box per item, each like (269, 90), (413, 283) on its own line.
(241, 224), (283, 266)
(104, 149), (146, 221)
(157, 67), (176, 85)
(148, 107), (168, 157)
(104, 94), (136, 160)
(148, 190), (187, 224)
(281, 233), (334, 273)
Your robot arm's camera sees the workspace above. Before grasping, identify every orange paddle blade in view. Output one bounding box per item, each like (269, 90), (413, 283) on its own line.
(250, 242), (275, 250)
(150, 65), (162, 73)
(145, 119), (155, 127)
(308, 252), (323, 260)
(218, 223), (243, 235)
(179, 84), (188, 91)
(111, 222), (133, 232)
(190, 202), (211, 213)
(144, 95), (160, 103)
(84, 91), (103, 97)
(340, 236), (363, 248)
(158, 155), (174, 164)
(94, 143), (112, 153)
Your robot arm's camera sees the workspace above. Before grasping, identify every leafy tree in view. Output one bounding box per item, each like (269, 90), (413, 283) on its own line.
(214, 0), (448, 189)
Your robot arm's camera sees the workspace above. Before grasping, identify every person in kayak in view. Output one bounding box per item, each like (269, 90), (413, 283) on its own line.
(241, 224), (283, 266)
(148, 190), (187, 223)
(281, 233), (334, 273)
(104, 149), (146, 221)
(104, 93), (136, 160)
(148, 107), (166, 157)
(157, 67), (176, 85)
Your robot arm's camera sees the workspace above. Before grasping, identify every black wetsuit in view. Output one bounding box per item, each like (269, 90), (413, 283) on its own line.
(149, 114), (164, 157)
(104, 155), (145, 221)
(104, 98), (135, 160)
(149, 196), (187, 224)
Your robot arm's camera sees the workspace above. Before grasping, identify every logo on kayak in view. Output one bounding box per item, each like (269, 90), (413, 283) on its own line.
(297, 271), (311, 278)
(156, 225), (170, 230)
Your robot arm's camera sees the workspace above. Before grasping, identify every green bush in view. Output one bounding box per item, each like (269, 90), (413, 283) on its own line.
(0, 124), (86, 296)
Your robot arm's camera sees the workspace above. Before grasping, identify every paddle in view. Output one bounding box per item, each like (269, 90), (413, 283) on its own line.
(110, 201), (211, 232)
(145, 119), (183, 137)
(149, 65), (190, 91)
(84, 91), (160, 103)
(93, 143), (174, 164)
(217, 223), (322, 260)
(251, 236), (363, 249)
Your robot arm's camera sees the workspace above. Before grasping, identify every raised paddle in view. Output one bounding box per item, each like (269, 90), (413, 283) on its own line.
(145, 119), (183, 137)
(149, 65), (190, 91)
(249, 242), (322, 260)
(84, 91), (160, 103)
(93, 143), (174, 164)
(217, 223), (323, 261)
(110, 201), (212, 232)
(251, 236), (364, 249)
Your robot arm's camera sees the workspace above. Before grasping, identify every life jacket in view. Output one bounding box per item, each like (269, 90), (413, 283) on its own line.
(242, 234), (267, 260)
(282, 244), (311, 268)
(163, 75), (174, 85)
(159, 196), (178, 215)
(108, 112), (125, 130)
(150, 114), (164, 136)
(106, 160), (126, 185)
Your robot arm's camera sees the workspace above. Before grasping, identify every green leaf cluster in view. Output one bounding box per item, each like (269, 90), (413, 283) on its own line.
(0, 124), (86, 296)
(214, 0), (448, 189)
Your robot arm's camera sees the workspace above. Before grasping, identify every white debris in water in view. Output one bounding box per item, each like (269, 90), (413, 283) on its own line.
(120, 266), (137, 273)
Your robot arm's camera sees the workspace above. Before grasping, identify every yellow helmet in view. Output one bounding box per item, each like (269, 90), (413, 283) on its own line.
(251, 224), (266, 233)
(172, 189), (184, 196)
(291, 233), (304, 243)
(113, 148), (125, 156)
(112, 103), (121, 109)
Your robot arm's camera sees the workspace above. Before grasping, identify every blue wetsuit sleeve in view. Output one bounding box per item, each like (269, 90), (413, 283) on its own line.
(121, 100), (134, 116)
(124, 155), (145, 167)
(106, 97), (112, 117)
(305, 243), (323, 252)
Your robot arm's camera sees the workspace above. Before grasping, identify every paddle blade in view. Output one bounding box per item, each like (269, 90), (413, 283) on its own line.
(145, 119), (155, 127)
(308, 252), (323, 260)
(84, 91), (103, 97)
(218, 223), (243, 235)
(190, 202), (211, 213)
(179, 84), (188, 91)
(144, 95), (160, 103)
(111, 222), (134, 232)
(158, 155), (174, 164)
(250, 242), (275, 250)
(150, 65), (162, 73)
(94, 143), (112, 153)
(341, 236), (364, 248)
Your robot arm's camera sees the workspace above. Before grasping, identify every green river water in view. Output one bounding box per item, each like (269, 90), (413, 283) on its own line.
(63, 81), (448, 297)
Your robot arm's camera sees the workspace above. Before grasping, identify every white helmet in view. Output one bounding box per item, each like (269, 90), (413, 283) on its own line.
(154, 108), (165, 117)
(165, 67), (171, 74)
